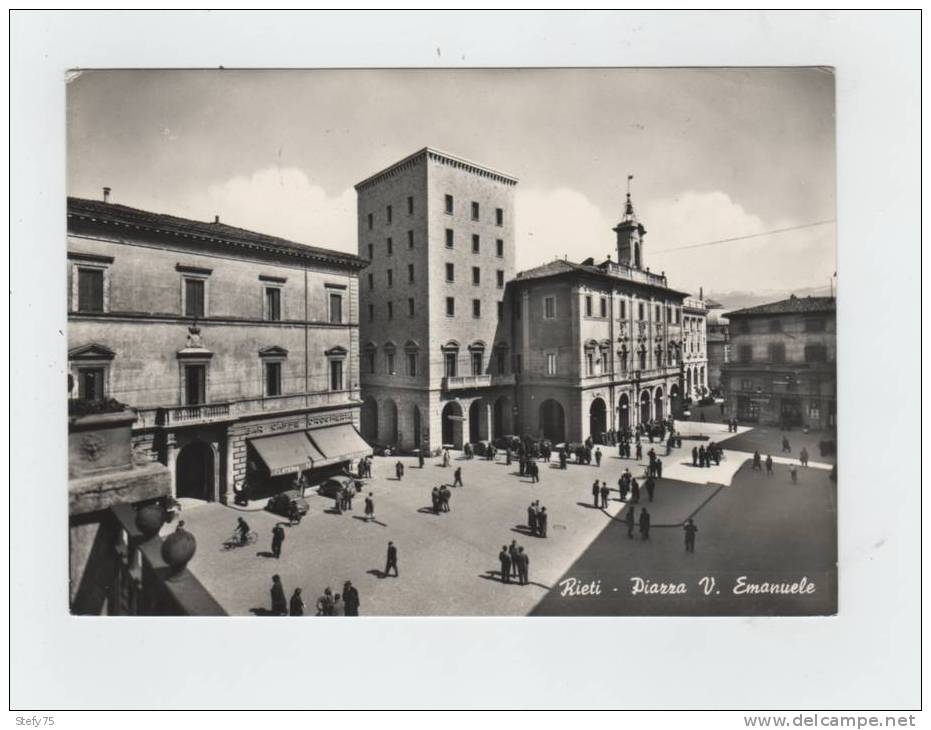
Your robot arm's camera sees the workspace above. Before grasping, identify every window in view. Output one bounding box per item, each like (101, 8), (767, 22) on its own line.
(368, 273), (374, 289)
(600, 297), (608, 318)
(184, 364), (206, 406)
(78, 367), (105, 400)
(586, 350), (594, 376)
(496, 349), (507, 375)
(768, 318), (782, 333)
(446, 297), (455, 317)
(544, 296), (556, 319)
(264, 287), (281, 321)
(638, 302), (645, 320)
(496, 239), (504, 257)
(407, 230), (414, 249)
(471, 201), (480, 221)
(387, 302), (394, 320)
(620, 300), (626, 319)
(367, 213), (373, 230)
(408, 264), (415, 283)
(805, 317), (826, 332)
(407, 352), (418, 377)
(739, 345), (753, 363)
(585, 296), (593, 317)
(365, 349), (376, 374)
(805, 344), (828, 363)
(471, 351), (483, 375)
(387, 269), (393, 288)
(330, 359), (344, 391)
(445, 228), (454, 248)
(386, 205), (393, 223)
(638, 349), (646, 370)
(445, 194), (454, 214)
(329, 292), (343, 323)
(472, 266), (481, 285)
(367, 244), (374, 261)
(184, 278), (205, 318)
(655, 305), (661, 321)
(472, 234), (480, 253)
(496, 208), (503, 226)
(386, 237), (393, 255)
(446, 263), (455, 282)
(667, 306), (673, 322)
(368, 304), (374, 322)
(546, 353), (558, 375)
(408, 298), (415, 317)
(77, 268), (104, 312)
(265, 361), (282, 397)
(385, 347), (396, 375)
(497, 301), (503, 319)
(444, 351), (457, 377)
(472, 299), (481, 318)
(407, 196), (414, 215)
(768, 343), (786, 363)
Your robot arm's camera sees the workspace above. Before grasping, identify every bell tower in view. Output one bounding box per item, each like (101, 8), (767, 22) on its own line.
(613, 175), (646, 269)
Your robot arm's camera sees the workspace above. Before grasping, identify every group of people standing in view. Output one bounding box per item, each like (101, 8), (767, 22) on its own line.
(269, 575), (361, 617)
(499, 540), (530, 585)
(617, 468), (656, 503)
(691, 442), (722, 468)
(526, 500), (548, 537)
(430, 484), (453, 514)
(624, 505), (651, 540)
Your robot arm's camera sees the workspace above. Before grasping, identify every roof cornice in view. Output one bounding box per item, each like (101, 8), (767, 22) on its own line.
(354, 147), (518, 192)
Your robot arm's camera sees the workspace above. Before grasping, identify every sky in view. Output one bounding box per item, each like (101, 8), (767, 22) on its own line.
(67, 68), (836, 303)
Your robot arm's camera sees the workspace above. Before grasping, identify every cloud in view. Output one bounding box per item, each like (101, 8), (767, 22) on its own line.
(196, 167), (357, 253)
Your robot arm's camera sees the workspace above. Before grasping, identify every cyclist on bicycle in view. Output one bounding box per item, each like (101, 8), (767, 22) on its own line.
(235, 517), (250, 546)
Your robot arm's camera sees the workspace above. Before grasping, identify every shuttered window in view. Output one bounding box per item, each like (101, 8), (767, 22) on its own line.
(184, 279), (205, 318)
(77, 268), (104, 312)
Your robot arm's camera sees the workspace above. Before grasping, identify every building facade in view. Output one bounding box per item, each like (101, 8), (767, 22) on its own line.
(706, 306), (729, 394)
(722, 295), (836, 429)
(682, 295), (710, 400)
(67, 196), (370, 504)
(355, 148), (518, 453)
(508, 193), (691, 443)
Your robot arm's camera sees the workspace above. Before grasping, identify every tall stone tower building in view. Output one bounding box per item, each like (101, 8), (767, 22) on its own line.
(355, 148), (518, 453)
(613, 191), (646, 269)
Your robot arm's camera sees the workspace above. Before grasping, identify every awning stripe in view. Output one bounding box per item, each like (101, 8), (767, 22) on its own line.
(249, 432), (323, 477)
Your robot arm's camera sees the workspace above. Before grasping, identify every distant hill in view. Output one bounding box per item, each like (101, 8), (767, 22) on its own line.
(707, 285), (834, 314)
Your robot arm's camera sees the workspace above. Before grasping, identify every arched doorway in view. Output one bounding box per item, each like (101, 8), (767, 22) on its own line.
(441, 401), (464, 449)
(654, 387), (664, 420)
(669, 384), (681, 418)
(639, 389), (652, 424)
(176, 441), (214, 501)
(468, 399), (488, 444)
(493, 396), (512, 439)
(412, 405), (422, 451)
(589, 397), (607, 440)
(360, 396), (378, 443)
(383, 399), (399, 446)
(539, 399), (566, 443)
(618, 393), (630, 430)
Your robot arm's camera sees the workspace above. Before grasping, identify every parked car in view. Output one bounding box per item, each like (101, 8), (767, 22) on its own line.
(265, 490), (309, 521)
(317, 476), (362, 499)
(494, 434), (522, 451)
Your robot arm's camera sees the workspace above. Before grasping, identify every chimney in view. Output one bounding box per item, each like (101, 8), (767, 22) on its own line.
(213, 215), (220, 224)
(102, 187), (111, 203)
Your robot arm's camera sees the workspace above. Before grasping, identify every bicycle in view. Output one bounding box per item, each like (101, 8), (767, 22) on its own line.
(222, 530), (257, 551)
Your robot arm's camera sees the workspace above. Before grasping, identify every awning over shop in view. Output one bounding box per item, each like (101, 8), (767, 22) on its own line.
(307, 424), (372, 465)
(249, 432), (324, 477)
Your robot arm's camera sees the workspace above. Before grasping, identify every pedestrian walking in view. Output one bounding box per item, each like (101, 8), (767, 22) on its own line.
(509, 540), (520, 579)
(395, 460), (404, 480)
(595, 447), (603, 467)
(418, 451), (425, 469)
(625, 506), (636, 539)
(619, 476), (629, 503)
(800, 447), (810, 467)
(600, 481), (609, 509)
(431, 486), (440, 515)
(517, 547), (530, 586)
(270, 574), (287, 616)
(528, 503), (538, 536)
(592, 480), (600, 506)
(506, 448), (512, 466)
(752, 451), (762, 471)
(636, 443), (643, 461)
(657, 458), (663, 479)
(343, 581), (360, 616)
(289, 587), (304, 616)
(364, 493), (375, 522)
(531, 461), (540, 483)
(782, 436), (791, 454)
(639, 508), (651, 540)
(631, 478), (640, 504)
(765, 455), (774, 476)
(453, 466), (463, 487)
(684, 518), (698, 552)
(692, 446), (698, 466)
(538, 507), (548, 538)
(499, 545), (512, 583)
(384, 541), (399, 577)
(790, 464), (798, 484)
(271, 523), (285, 559)
(645, 476), (655, 502)
(559, 449), (567, 469)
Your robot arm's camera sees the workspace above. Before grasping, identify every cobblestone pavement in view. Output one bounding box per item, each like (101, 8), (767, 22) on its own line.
(170, 449), (724, 616)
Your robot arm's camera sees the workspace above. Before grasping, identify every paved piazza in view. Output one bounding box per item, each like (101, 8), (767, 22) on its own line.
(169, 423), (833, 616)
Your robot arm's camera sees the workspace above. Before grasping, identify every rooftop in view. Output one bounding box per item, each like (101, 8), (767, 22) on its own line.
(354, 147), (519, 191)
(67, 197), (368, 270)
(727, 295), (836, 318)
(514, 258), (688, 297)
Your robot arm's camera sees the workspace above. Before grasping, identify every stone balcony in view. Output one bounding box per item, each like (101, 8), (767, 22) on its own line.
(442, 373), (516, 391)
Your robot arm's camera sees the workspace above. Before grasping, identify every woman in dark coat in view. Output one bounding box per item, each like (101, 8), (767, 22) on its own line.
(270, 575), (287, 616)
(289, 588), (304, 616)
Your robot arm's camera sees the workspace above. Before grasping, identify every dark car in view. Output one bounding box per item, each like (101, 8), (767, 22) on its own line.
(265, 490), (309, 521)
(494, 434), (522, 451)
(317, 476), (361, 499)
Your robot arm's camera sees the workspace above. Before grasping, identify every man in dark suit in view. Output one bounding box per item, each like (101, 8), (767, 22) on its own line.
(645, 476), (655, 502)
(342, 581), (360, 616)
(625, 506), (636, 539)
(271, 523), (285, 559)
(538, 507), (548, 538)
(684, 519), (698, 552)
(499, 545), (511, 583)
(508, 540), (520, 580)
(527, 503), (538, 536)
(453, 467), (463, 487)
(639, 508), (651, 540)
(270, 574), (287, 615)
(517, 547), (530, 585)
(592, 480), (600, 507)
(384, 541), (399, 577)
